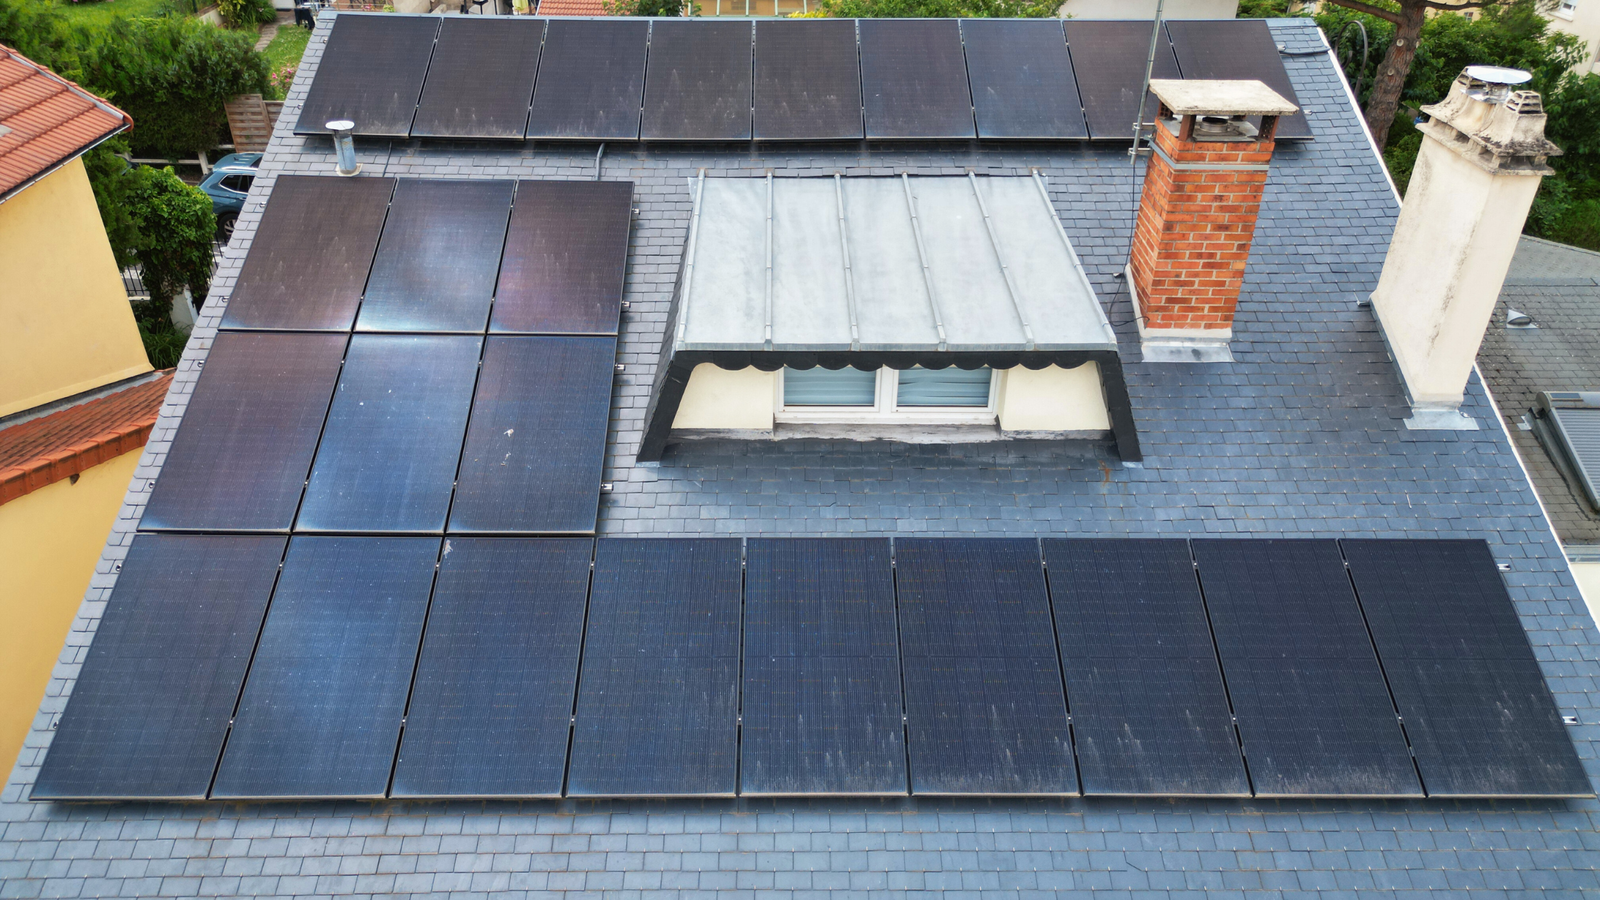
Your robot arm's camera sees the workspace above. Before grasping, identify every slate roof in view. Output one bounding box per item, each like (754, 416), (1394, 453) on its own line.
(3, 15), (1599, 898)
(0, 373), (173, 506)
(1480, 236), (1600, 548)
(0, 45), (130, 203)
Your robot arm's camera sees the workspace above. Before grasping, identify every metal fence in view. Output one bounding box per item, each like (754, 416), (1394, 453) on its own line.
(122, 242), (226, 302)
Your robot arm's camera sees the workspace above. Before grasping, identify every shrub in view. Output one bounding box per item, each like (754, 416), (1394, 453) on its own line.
(126, 165), (216, 308)
(217, 0), (275, 27)
(812, 0), (1054, 16)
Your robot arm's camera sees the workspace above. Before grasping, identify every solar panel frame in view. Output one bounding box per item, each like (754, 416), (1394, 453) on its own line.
(1193, 539), (1422, 798)
(641, 19), (754, 142)
(411, 17), (543, 139)
(1063, 20), (1182, 142)
(858, 19), (974, 140)
(210, 536), (440, 800)
(140, 333), (345, 532)
(449, 336), (615, 534)
(741, 538), (907, 796)
(894, 538), (1074, 796)
(567, 539), (742, 797)
(357, 179), (515, 333)
(296, 335), (481, 534)
(220, 176), (394, 332)
(1043, 539), (1249, 797)
(1341, 539), (1592, 798)
(961, 19), (1088, 140)
(525, 18), (648, 140)
(30, 535), (285, 801)
(752, 19), (864, 142)
(293, 14), (439, 137)
(1164, 19), (1312, 140)
(390, 538), (591, 799)
(491, 180), (633, 335)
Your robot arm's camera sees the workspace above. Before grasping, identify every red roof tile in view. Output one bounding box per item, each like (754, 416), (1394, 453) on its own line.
(0, 372), (173, 506)
(534, 0), (609, 15)
(0, 44), (131, 202)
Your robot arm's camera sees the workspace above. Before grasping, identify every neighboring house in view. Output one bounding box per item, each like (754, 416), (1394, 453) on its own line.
(0, 46), (169, 777)
(1060, 0), (1238, 18)
(1546, 0), (1600, 74)
(1481, 234), (1600, 619)
(5, 15), (1600, 898)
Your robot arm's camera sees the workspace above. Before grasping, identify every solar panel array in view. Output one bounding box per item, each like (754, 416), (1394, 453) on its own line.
(295, 14), (1310, 142)
(35, 538), (1588, 801)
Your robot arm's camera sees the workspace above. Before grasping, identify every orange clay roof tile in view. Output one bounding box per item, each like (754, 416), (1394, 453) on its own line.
(0, 43), (131, 202)
(0, 373), (173, 506)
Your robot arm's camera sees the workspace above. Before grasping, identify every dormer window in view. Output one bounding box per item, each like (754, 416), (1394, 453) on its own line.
(778, 366), (998, 424)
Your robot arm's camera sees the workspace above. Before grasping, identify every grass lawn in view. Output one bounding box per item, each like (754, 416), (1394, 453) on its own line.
(262, 22), (310, 99)
(54, 0), (173, 28)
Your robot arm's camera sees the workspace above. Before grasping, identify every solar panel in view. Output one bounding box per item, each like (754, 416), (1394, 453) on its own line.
(641, 20), (753, 141)
(357, 179), (514, 333)
(1165, 19), (1312, 140)
(858, 19), (974, 140)
(1341, 540), (1591, 798)
(30, 535), (284, 801)
(1043, 539), (1248, 797)
(293, 14), (439, 137)
(491, 180), (632, 335)
(412, 17), (543, 139)
(220, 176), (394, 331)
(894, 539), (1073, 795)
(961, 19), (1087, 140)
(140, 333), (344, 532)
(567, 539), (742, 797)
(449, 337), (614, 534)
(752, 20), (864, 141)
(210, 536), (439, 800)
(390, 538), (591, 798)
(741, 538), (906, 795)
(1063, 20), (1182, 142)
(525, 18), (647, 140)
(296, 335), (481, 534)
(1192, 540), (1421, 798)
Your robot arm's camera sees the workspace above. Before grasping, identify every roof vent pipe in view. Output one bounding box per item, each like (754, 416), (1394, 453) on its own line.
(327, 120), (360, 176)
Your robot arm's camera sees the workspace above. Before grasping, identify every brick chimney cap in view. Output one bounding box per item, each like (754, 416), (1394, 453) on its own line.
(1148, 79), (1298, 117)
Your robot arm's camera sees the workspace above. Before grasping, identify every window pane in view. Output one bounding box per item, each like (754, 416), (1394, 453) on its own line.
(896, 367), (991, 407)
(783, 367), (876, 407)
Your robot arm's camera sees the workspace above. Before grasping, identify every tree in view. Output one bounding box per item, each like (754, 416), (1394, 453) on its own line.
(813, 0), (1055, 16)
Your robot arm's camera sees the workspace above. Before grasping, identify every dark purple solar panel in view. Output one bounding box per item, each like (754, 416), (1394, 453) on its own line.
(412, 17), (543, 139)
(491, 180), (632, 335)
(293, 14), (439, 137)
(1063, 19), (1181, 141)
(858, 19), (973, 140)
(525, 18), (647, 140)
(961, 19), (1087, 140)
(641, 20), (753, 141)
(752, 20), (863, 141)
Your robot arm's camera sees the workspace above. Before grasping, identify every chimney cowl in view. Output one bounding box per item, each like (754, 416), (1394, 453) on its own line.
(1419, 68), (1561, 174)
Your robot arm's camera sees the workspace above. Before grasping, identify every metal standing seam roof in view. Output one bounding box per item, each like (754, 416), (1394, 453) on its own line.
(675, 172), (1118, 354)
(0, 45), (131, 202)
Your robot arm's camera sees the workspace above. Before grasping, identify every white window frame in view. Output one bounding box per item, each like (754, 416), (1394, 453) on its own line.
(775, 367), (1000, 426)
(1558, 0), (1578, 19)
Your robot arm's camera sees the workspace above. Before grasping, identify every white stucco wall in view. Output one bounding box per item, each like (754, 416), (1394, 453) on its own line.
(672, 364), (777, 430)
(1059, 0), (1237, 19)
(997, 363), (1111, 433)
(1574, 560), (1600, 626)
(1547, 2), (1600, 73)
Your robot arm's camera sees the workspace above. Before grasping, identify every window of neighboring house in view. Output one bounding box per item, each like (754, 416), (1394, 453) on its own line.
(219, 174), (253, 194)
(701, 0), (814, 14)
(1558, 0), (1578, 19)
(778, 366), (998, 424)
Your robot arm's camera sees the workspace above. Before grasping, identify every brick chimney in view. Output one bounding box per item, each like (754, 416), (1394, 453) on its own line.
(1127, 79), (1297, 363)
(1370, 67), (1560, 429)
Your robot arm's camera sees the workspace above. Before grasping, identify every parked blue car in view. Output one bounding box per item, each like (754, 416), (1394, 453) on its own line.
(198, 152), (261, 244)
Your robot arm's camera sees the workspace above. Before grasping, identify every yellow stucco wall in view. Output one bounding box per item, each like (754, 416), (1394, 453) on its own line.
(1573, 561), (1600, 629)
(0, 449), (141, 777)
(0, 159), (151, 418)
(673, 364), (779, 430)
(996, 363), (1112, 433)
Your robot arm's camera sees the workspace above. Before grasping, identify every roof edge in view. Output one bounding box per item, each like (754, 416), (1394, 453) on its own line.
(0, 371), (173, 507)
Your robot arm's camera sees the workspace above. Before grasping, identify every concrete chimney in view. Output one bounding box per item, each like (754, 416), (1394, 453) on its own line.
(1370, 66), (1560, 429)
(1127, 79), (1298, 363)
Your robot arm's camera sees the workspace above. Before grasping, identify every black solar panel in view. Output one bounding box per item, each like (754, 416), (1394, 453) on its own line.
(449, 337), (614, 535)
(220, 176), (394, 331)
(1165, 19), (1312, 140)
(31, 535), (284, 801)
(390, 538), (591, 798)
(525, 18), (647, 140)
(140, 333), (344, 532)
(294, 14), (439, 137)
(641, 20), (753, 141)
(357, 179), (514, 333)
(1341, 540), (1591, 798)
(1063, 20), (1182, 141)
(210, 536), (439, 799)
(741, 538), (906, 795)
(752, 20), (864, 141)
(1043, 539), (1248, 797)
(1193, 540), (1421, 798)
(491, 180), (632, 335)
(858, 19), (974, 140)
(567, 539), (742, 797)
(961, 19), (1087, 140)
(412, 17), (543, 139)
(296, 335), (480, 534)
(894, 539), (1072, 795)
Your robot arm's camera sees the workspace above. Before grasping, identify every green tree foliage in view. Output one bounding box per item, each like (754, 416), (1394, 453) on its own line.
(602, 0), (695, 14)
(1236, 0), (1297, 16)
(217, 0), (277, 28)
(0, 0), (88, 79)
(813, 0), (1055, 18)
(125, 165), (216, 307)
(80, 138), (144, 271)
